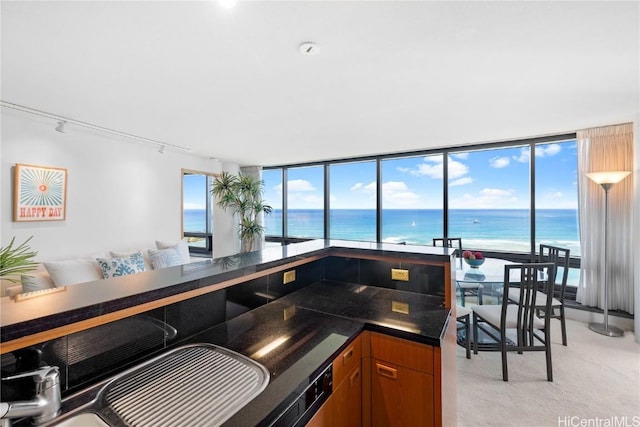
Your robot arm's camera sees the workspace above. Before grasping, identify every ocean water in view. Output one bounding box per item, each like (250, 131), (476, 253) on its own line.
(185, 208), (580, 256)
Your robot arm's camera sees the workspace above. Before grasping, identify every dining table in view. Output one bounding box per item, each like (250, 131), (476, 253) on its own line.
(455, 256), (516, 305)
(455, 256), (517, 351)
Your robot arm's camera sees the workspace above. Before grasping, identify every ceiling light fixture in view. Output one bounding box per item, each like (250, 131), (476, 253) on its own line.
(299, 42), (319, 55)
(55, 120), (67, 133)
(219, 0), (237, 9)
(1, 101), (191, 153)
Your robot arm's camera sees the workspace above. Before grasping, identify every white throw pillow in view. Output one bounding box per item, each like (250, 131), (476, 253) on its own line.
(43, 258), (104, 286)
(155, 239), (190, 264)
(148, 247), (183, 270)
(21, 271), (56, 293)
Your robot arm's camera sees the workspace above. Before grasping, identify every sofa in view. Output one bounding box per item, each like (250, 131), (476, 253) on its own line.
(3, 239), (195, 298)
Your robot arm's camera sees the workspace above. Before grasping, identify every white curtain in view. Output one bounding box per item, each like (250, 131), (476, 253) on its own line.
(577, 123), (634, 314)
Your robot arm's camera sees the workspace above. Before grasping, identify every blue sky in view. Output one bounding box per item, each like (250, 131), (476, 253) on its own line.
(262, 140), (578, 210)
(183, 174), (208, 209)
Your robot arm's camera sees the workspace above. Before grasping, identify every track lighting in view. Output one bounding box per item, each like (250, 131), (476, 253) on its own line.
(1, 101), (191, 153)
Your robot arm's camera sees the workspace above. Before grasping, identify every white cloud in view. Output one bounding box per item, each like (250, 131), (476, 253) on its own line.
(447, 159), (469, 179)
(452, 152), (469, 160)
(363, 181), (377, 194)
(351, 182), (363, 191)
(512, 144), (561, 164)
(536, 144), (562, 157)
(383, 181), (409, 192)
(513, 148), (530, 163)
(411, 161), (443, 179)
(407, 156), (469, 180)
(552, 191), (563, 198)
(450, 187), (520, 209)
(449, 177), (473, 187)
(287, 179), (315, 192)
(490, 156), (510, 168)
(381, 181), (420, 206)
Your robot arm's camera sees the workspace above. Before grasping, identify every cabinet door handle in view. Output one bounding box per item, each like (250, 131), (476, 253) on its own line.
(375, 363), (398, 380)
(342, 346), (354, 365)
(349, 367), (360, 387)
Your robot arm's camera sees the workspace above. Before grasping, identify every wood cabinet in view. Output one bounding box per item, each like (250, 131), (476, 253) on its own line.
(333, 363), (362, 427)
(332, 335), (362, 427)
(307, 327), (455, 427)
(367, 332), (436, 427)
(306, 336), (362, 427)
(306, 397), (333, 427)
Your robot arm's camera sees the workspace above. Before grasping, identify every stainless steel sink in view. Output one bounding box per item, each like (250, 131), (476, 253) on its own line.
(54, 344), (270, 427)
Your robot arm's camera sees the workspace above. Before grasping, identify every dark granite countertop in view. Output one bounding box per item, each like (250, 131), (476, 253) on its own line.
(46, 280), (450, 427)
(184, 301), (363, 427)
(279, 281), (449, 346)
(181, 280), (450, 426)
(1, 240), (453, 343)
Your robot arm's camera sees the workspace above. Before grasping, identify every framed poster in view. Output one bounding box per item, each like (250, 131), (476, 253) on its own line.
(13, 164), (67, 222)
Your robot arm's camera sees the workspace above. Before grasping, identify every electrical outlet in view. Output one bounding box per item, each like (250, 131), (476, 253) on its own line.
(392, 301), (410, 314)
(283, 270), (296, 284)
(391, 268), (409, 281)
(283, 305), (297, 320)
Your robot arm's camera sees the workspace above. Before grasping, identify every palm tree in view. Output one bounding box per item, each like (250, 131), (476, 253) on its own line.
(211, 172), (272, 253)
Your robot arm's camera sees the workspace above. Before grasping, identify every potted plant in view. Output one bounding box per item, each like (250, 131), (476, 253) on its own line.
(0, 236), (38, 282)
(211, 171), (272, 253)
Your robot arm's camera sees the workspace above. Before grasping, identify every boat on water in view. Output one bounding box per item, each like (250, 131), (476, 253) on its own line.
(473, 219), (479, 224)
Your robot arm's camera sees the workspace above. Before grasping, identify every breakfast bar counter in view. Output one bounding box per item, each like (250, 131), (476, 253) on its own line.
(1, 240), (457, 426)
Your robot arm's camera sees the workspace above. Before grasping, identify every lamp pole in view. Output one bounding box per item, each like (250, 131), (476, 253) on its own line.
(586, 171), (631, 337)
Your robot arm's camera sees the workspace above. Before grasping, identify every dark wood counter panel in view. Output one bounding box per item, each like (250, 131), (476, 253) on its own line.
(1, 240), (454, 352)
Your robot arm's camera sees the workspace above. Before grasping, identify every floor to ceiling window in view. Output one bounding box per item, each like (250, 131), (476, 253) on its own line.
(286, 165), (325, 239)
(534, 140), (579, 255)
(262, 168), (283, 237)
(448, 146), (531, 253)
(534, 139), (580, 286)
(263, 133), (580, 294)
(329, 161), (377, 241)
(381, 154), (444, 245)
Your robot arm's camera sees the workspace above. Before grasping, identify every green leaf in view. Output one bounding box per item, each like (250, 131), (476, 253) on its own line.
(0, 236), (39, 282)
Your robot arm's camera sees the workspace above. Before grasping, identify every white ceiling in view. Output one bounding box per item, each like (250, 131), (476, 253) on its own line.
(2, 1), (638, 167)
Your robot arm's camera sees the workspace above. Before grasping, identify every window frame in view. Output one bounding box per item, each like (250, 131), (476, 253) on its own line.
(181, 169), (216, 255)
(263, 132), (580, 299)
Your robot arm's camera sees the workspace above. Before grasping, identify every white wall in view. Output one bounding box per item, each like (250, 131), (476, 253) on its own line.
(1, 110), (236, 262)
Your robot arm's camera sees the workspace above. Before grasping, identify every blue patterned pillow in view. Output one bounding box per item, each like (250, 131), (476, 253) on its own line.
(148, 247), (183, 270)
(96, 251), (146, 279)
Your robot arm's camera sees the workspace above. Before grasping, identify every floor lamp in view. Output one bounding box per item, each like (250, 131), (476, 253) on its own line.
(585, 170), (631, 337)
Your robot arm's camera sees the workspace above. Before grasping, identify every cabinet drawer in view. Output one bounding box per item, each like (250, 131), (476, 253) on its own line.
(333, 335), (362, 386)
(370, 332), (433, 374)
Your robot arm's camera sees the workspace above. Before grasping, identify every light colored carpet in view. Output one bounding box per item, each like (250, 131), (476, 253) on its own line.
(456, 318), (640, 427)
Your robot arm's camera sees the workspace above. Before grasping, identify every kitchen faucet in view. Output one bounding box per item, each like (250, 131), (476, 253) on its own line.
(0, 366), (61, 427)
